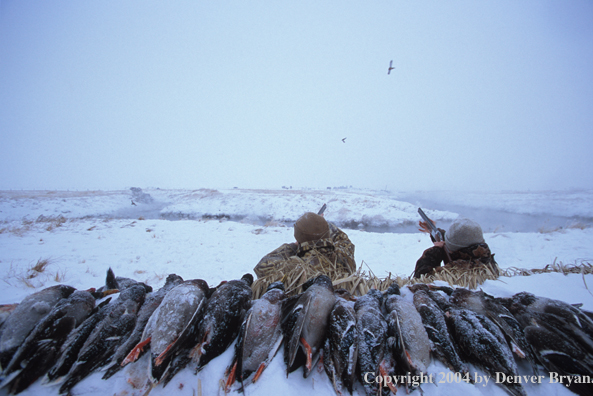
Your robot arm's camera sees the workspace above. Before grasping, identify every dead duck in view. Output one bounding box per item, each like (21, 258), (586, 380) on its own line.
(0, 285), (76, 371)
(58, 284), (149, 394)
(512, 302), (593, 396)
(323, 288), (358, 396)
(445, 306), (526, 396)
(188, 274), (253, 374)
(525, 327), (593, 396)
(3, 317), (74, 395)
(412, 288), (469, 377)
(122, 279), (210, 386)
(504, 291), (593, 354)
(283, 275), (336, 377)
(450, 288), (536, 373)
(225, 281), (286, 392)
(503, 294), (593, 396)
(154, 275), (252, 386)
(45, 296), (113, 385)
(39, 274), (125, 385)
(433, 287), (527, 396)
(384, 283), (431, 390)
(355, 288), (392, 396)
(0, 290), (96, 395)
(101, 273), (184, 380)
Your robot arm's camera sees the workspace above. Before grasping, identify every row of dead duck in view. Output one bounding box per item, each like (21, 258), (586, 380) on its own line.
(0, 270), (592, 396)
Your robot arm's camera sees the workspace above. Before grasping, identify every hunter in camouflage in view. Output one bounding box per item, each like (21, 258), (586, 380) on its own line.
(254, 212), (356, 279)
(413, 217), (499, 278)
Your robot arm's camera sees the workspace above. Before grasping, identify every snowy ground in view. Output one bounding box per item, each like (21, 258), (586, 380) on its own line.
(0, 188), (592, 396)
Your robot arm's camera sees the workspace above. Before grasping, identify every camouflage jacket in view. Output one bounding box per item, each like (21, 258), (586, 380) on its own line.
(413, 229), (498, 278)
(253, 223), (356, 278)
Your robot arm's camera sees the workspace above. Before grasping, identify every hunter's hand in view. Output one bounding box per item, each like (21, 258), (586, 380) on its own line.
(418, 220), (435, 234)
(433, 241), (446, 248)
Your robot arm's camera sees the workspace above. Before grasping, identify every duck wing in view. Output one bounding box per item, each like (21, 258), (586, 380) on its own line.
(45, 298), (112, 384)
(286, 292), (312, 369)
(1, 316), (76, 395)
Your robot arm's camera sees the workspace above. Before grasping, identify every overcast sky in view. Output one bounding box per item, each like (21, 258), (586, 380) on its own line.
(1, 1), (592, 192)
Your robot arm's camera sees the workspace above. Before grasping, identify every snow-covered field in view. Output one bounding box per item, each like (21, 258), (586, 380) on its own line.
(0, 188), (592, 396)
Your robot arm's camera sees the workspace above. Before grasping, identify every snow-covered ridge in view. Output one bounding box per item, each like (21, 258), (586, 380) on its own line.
(159, 189), (460, 229)
(0, 188), (458, 230)
(2, 188), (592, 233)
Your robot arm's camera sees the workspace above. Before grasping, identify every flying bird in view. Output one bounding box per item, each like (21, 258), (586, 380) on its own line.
(342, 137), (347, 143)
(388, 60), (395, 75)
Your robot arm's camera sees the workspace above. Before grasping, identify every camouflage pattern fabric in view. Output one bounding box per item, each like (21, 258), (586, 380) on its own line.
(413, 228), (499, 279)
(253, 223), (356, 279)
(253, 243), (298, 278)
(328, 223), (355, 271)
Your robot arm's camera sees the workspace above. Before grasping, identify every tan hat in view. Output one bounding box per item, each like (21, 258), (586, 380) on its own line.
(445, 218), (485, 252)
(294, 212), (330, 244)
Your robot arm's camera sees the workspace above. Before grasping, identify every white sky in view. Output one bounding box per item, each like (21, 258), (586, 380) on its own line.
(1, 1), (592, 191)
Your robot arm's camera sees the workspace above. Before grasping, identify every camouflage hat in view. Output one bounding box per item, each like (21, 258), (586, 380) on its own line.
(294, 212), (330, 244)
(445, 218), (485, 252)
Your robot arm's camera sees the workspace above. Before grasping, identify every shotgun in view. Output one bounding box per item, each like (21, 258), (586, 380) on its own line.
(418, 208), (452, 262)
(318, 203), (327, 216)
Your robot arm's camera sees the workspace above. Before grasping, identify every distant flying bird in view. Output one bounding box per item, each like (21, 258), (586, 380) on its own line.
(131, 200), (136, 206)
(342, 137), (347, 143)
(387, 60), (395, 75)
